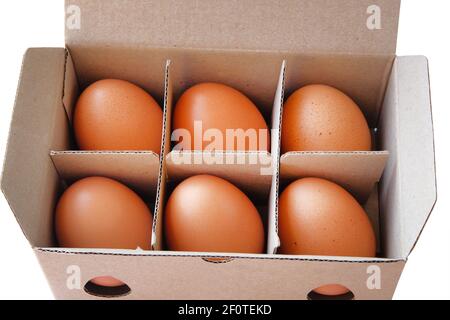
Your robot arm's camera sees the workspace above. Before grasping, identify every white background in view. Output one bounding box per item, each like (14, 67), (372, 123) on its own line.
(0, 0), (449, 300)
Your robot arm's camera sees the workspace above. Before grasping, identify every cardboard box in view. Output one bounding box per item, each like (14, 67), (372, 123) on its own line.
(0, 0), (437, 300)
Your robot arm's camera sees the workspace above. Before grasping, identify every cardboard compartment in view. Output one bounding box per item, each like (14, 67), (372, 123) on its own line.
(163, 56), (284, 199)
(153, 60), (285, 252)
(51, 51), (164, 200)
(279, 54), (392, 202)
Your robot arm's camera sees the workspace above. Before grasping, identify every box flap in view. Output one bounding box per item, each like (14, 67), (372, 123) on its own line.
(1, 48), (69, 247)
(65, 0), (400, 56)
(379, 56), (437, 259)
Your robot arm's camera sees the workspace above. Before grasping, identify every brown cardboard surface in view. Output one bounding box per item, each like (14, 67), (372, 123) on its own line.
(36, 248), (405, 300)
(50, 151), (160, 198)
(62, 51), (79, 123)
(280, 151), (389, 203)
(379, 56), (437, 259)
(364, 186), (381, 254)
(1, 48), (69, 247)
(66, 0), (400, 56)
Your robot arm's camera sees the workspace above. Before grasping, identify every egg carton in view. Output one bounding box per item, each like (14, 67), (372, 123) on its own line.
(0, 0), (436, 300)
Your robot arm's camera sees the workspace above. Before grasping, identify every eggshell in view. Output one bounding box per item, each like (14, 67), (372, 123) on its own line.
(90, 276), (126, 288)
(55, 176), (153, 250)
(279, 178), (376, 296)
(74, 79), (163, 152)
(173, 83), (270, 151)
(313, 284), (352, 297)
(281, 84), (372, 153)
(164, 175), (265, 253)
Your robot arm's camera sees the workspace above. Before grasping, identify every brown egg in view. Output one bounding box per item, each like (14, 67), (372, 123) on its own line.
(164, 175), (265, 253)
(278, 177), (376, 296)
(172, 83), (270, 151)
(281, 84), (372, 153)
(55, 177), (153, 287)
(74, 79), (163, 153)
(313, 284), (352, 297)
(89, 276), (126, 288)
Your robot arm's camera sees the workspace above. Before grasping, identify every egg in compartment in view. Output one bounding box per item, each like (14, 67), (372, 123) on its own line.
(55, 176), (153, 287)
(281, 84), (372, 153)
(74, 79), (163, 153)
(164, 175), (265, 254)
(172, 83), (270, 152)
(278, 177), (376, 296)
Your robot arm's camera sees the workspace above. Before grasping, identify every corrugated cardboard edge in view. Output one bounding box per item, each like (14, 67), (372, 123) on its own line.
(151, 60), (172, 250)
(267, 61), (286, 254)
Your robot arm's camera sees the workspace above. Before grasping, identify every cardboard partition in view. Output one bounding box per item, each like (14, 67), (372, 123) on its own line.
(280, 151), (389, 203)
(50, 151), (160, 199)
(267, 61), (286, 254)
(151, 60), (172, 250)
(166, 151), (273, 199)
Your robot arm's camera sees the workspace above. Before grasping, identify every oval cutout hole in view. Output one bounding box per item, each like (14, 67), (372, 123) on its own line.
(202, 257), (234, 264)
(84, 277), (131, 298)
(308, 285), (355, 301)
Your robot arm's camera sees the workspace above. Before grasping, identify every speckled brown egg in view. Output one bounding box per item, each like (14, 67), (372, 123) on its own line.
(278, 177), (376, 296)
(55, 176), (153, 287)
(281, 85), (372, 153)
(74, 79), (163, 153)
(164, 175), (265, 254)
(172, 83), (270, 151)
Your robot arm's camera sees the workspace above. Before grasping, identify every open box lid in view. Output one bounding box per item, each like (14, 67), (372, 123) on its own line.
(65, 0), (400, 56)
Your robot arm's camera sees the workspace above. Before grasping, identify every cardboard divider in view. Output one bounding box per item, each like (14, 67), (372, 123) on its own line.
(166, 151), (273, 200)
(50, 151), (160, 199)
(266, 61), (286, 254)
(151, 60), (172, 250)
(280, 151), (389, 203)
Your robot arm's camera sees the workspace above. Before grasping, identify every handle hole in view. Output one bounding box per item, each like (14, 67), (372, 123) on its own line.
(84, 276), (131, 298)
(202, 257), (234, 264)
(307, 285), (354, 300)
